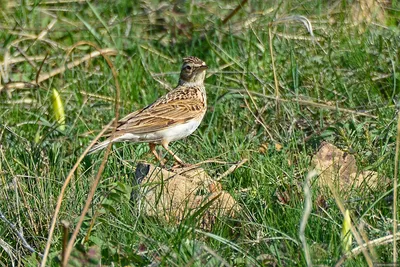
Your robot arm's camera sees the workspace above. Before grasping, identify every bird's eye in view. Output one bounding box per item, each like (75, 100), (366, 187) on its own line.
(185, 65), (192, 70)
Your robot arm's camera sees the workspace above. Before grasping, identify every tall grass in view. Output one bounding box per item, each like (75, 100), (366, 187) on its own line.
(0, 0), (399, 266)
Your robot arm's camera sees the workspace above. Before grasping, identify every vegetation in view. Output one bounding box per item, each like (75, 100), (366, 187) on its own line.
(0, 0), (399, 266)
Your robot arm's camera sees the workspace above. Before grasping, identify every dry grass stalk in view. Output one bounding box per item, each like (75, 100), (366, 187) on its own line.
(36, 48), (118, 84)
(0, 48), (118, 92)
(268, 26), (280, 113)
(241, 87), (274, 140)
(216, 158), (248, 181)
(335, 232), (400, 266)
(299, 170), (317, 267)
(229, 89), (378, 119)
(40, 41), (121, 267)
(393, 112), (400, 264)
(40, 119), (113, 267)
(221, 0), (249, 25)
(62, 41), (120, 267)
(268, 15), (315, 114)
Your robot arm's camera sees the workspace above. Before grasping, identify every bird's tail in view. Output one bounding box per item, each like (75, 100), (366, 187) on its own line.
(88, 139), (112, 155)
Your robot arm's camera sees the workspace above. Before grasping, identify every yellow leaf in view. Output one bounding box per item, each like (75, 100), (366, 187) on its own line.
(341, 209), (352, 253)
(51, 88), (65, 131)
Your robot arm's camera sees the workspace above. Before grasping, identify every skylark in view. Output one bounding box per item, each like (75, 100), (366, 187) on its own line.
(88, 56), (208, 166)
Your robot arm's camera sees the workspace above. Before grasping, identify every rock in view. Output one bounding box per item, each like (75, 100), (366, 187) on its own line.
(311, 142), (389, 197)
(134, 163), (239, 228)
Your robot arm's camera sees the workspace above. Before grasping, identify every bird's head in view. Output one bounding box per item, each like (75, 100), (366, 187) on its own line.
(178, 56), (208, 86)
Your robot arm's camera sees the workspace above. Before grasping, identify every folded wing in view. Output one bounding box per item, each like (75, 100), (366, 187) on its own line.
(115, 87), (205, 135)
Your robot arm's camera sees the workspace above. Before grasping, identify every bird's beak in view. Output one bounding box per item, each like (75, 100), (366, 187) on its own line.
(198, 64), (208, 71)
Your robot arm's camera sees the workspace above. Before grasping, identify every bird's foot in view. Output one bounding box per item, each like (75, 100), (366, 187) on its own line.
(171, 161), (191, 170)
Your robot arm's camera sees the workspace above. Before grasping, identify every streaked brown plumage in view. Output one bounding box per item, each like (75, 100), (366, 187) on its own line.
(88, 56), (208, 166)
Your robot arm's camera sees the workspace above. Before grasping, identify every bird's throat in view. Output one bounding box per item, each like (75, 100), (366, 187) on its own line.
(178, 80), (204, 87)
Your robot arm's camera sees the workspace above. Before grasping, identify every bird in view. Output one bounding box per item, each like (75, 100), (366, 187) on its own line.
(88, 56), (208, 166)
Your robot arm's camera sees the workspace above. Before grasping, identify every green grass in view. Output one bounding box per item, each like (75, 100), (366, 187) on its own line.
(1, 0), (400, 266)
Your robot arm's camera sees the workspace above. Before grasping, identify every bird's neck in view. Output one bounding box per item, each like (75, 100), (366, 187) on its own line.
(178, 79), (204, 87)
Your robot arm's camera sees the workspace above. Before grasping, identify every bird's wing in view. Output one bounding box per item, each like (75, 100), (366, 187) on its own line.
(115, 86), (206, 135)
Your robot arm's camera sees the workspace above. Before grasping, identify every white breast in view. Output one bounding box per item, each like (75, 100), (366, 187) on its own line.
(114, 118), (202, 144)
(151, 118), (202, 143)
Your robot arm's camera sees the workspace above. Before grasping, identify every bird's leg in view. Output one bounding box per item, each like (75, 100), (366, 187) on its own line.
(149, 143), (165, 166)
(161, 140), (187, 166)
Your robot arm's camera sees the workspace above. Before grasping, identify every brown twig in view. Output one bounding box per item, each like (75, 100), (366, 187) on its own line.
(60, 220), (70, 264)
(36, 53), (49, 85)
(222, 0), (249, 25)
(216, 158), (248, 181)
(40, 42), (120, 267)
